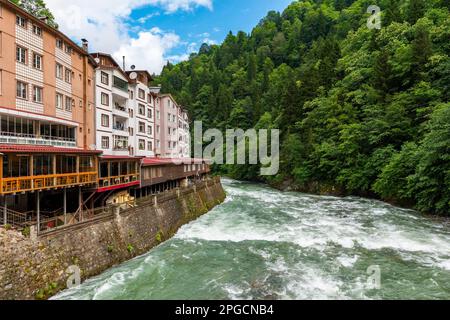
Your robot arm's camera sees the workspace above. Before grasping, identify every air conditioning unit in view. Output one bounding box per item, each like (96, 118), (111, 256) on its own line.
(124, 177), (130, 183)
(103, 181), (109, 187)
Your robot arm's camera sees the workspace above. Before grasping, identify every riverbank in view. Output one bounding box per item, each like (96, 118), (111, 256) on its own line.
(0, 177), (226, 300)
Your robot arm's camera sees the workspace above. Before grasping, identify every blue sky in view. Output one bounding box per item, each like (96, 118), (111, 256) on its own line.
(129, 0), (293, 58)
(47, 0), (293, 73)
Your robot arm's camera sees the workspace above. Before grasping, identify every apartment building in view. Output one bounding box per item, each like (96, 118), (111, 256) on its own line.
(159, 94), (190, 158)
(0, 0), (99, 205)
(126, 70), (156, 158)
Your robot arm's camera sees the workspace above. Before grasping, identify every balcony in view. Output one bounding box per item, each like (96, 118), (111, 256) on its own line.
(113, 76), (129, 92)
(113, 123), (127, 132)
(1, 172), (98, 194)
(0, 132), (77, 148)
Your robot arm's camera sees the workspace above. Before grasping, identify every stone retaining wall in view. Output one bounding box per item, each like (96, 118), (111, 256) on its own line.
(0, 177), (226, 300)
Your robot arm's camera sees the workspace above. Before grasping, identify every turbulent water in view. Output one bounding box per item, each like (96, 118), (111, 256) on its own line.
(54, 179), (450, 300)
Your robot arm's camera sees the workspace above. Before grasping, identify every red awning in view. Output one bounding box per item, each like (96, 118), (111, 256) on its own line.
(100, 155), (142, 160)
(141, 157), (209, 167)
(0, 145), (102, 154)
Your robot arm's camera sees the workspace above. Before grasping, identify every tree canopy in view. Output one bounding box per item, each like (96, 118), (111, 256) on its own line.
(155, 0), (450, 215)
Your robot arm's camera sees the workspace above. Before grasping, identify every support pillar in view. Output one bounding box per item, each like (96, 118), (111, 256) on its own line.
(63, 189), (67, 225)
(3, 196), (7, 226)
(79, 186), (82, 222)
(36, 191), (40, 234)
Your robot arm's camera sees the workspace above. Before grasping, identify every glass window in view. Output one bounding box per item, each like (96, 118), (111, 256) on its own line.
(56, 93), (63, 109)
(101, 136), (109, 149)
(33, 86), (43, 103)
(56, 63), (63, 79)
(139, 139), (145, 150)
(33, 53), (42, 70)
(16, 81), (27, 99)
(16, 46), (27, 64)
(65, 96), (73, 111)
(16, 15), (26, 28)
(101, 72), (109, 85)
(101, 114), (109, 127)
(32, 25), (42, 36)
(101, 92), (109, 106)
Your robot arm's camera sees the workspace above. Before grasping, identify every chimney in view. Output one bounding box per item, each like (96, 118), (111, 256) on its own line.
(81, 39), (88, 52)
(39, 16), (49, 24)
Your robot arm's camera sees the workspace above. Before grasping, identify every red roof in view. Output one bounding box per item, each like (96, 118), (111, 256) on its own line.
(0, 145), (102, 154)
(141, 157), (209, 166)
(100, 155), (142, 160)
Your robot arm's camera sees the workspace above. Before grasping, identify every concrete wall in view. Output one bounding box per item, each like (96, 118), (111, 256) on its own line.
(0, 177), (226, 300)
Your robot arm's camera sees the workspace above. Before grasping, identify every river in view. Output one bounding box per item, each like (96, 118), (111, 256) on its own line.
(53, 179), (450, 300)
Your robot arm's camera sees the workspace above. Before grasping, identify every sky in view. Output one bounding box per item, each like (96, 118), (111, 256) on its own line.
(45, 0), (293, 74)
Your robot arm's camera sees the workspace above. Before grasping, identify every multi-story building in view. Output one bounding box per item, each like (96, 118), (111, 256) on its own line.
(126, 70), (156, 158)
(0, 0), (204, 234)
(0, 0), (99, 219)
(159, 94), (190, 158)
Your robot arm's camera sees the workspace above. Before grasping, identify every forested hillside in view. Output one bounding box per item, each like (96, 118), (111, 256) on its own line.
(155, 0), (450, 215)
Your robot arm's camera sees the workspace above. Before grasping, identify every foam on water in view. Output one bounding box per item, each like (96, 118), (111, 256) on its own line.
(54, 179), (450, 300)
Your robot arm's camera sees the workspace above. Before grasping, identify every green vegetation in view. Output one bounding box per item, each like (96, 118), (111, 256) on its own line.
(9, 0), (58, 28)
(155, 0), (450, 215)
(155, 230), (163, 243)
(127, 244), (135, 254)
(21, 226), (31, 237)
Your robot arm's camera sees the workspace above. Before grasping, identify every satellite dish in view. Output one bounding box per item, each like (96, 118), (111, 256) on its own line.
(129, 72), (137, 80)
(94, 57), (100, 64)
(131, 65), (136, 70)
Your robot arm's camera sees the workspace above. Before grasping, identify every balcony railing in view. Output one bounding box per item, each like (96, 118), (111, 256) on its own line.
(114, 103), (127, 112)
(1, 172), (98, 195)
(98, 174), (139, 188)
(0, 132), (77, 148)
(113, 123), (127, 131)
(113, 76), (129, 92)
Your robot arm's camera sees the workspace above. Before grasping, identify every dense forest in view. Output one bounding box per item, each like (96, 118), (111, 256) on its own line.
(155, 0), (450, 215)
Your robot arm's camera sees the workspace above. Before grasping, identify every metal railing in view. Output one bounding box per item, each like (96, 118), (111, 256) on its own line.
(0, 206), (32, 228)
(1, 172), (98, 194)
(0, 132), (77, 148)
(98, 174), (139, 188)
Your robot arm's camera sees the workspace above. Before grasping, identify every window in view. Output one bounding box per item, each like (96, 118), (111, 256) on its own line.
(129, 109), (134, 118)
(139, 139), (145, 150)
(138, 104), (145, 115)
(147, 108), (152, 119)
(33, 53), (42, 70)
(147, 94), (151, 103)
(147, 126), (152, 135)
(16, 46), (27, 64)
(101, 114), (109, 127)
(147, 140), (153, 151)
(32, 25), (42, 36)
(101, 92), (109, 106)
(138, 122), (145, 133)
(16, 15), (26, 28)
(33, 86), (43, 103)
(101, 72), (109, 85)
(65, 68), (72, 83)
(156, 125), (160, 134)
(101, 136), (110, 149)
(138, 89), (145, 100)
(129, 90), (134, 99)
(168, 128), (171, 135)
(156, 140), (160, 148)
(65, 96), (73, 111)
(157, 111), (160, 120)
(16, 81), (27, 99)
(56, 63), (63, 79)
(128, 127), (134, 136)
(65, 45), (73, 55)
(56, 93), (63, 109)
(56, 39), (63, 49)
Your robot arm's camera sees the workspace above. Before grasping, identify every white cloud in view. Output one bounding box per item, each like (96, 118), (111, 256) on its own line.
(45, 0), (213, 74)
